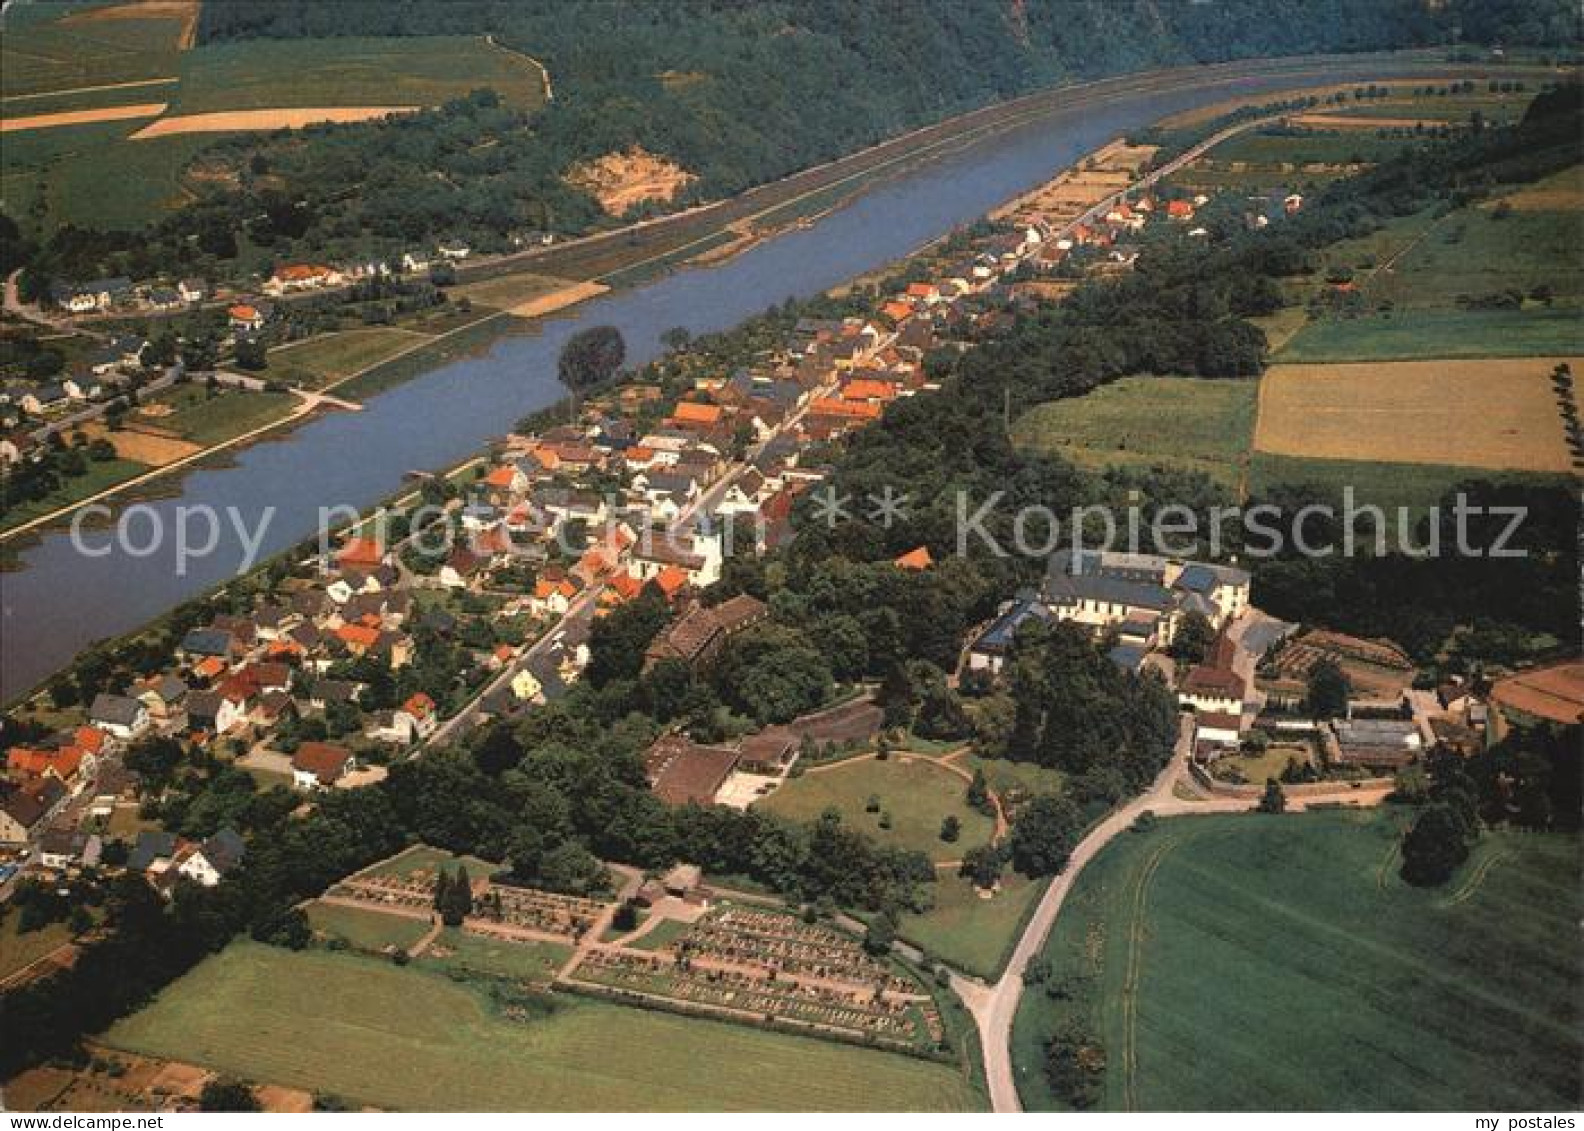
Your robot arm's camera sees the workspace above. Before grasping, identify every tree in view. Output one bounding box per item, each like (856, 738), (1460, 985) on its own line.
(1169, 610), (1215, 666)
(966, 767), (993, 815)
(1043, 1020), (1106, 1109)
(1400, 803), (1471, 886)
(1258, 778), (1286, 814)
(863, 914), (895, 956)
(1009, 794), (1080, 877)
(557, 325), (625, 400)
(234, 337), (268, 371)
(940, 814), (961, 843)
(200, 1079), (260, 1112)
(660, 325), (692, 351)
(1305, 659), (1350, 719)
(612, 900), (639, 932)
(960, 843), (1002, 890)
(440, 864), (473, 925)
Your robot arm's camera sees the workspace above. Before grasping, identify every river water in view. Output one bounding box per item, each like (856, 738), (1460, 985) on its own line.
(0, 60), (1457, 698)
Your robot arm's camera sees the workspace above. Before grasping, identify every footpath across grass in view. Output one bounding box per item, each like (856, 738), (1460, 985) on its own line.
(1012, 810), (1582, 1111)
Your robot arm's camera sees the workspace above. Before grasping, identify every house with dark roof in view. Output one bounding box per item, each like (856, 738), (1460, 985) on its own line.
(177, 827), (246, 887)
(88, 693), (149, 740)
(0, 777), (67, 843)
(967, 591), (1054, 676)
(644, 594), (767, 670)
(291, 742), (355, 790)
(644, 736), (740, 806)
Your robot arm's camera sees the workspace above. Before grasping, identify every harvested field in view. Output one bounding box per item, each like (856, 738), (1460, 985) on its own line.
(1289, 113), (1447, 129)
(568, 146), (696, 216)
(82, 422), (200, 467)
(1254, 358), (1576, 473)
(130, 105), (418, 138)
(1494, 165), (1584, 212)
(1490, 661), (1584, 726)
(0, 101), (166, 132)
(58, 1), (201, 52)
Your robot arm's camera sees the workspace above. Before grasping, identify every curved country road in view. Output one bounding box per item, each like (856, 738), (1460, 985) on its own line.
(955, 717), (1392, 1112)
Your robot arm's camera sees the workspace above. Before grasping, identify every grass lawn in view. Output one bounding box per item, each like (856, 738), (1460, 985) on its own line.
(452, 271), (578, 312)
(1278, 305), (1584, 362)
(267, 327), (427, 390)
(625, 917), (694, 952)
(417, 928), (570, 981)
(0, 911), (73, 982)
(359, 845), (500, 882)
(899, 871), (1048, 981)
(144, 386), (297, 446)
(169, 36), (548, 114)
(1011, 376), (1257, 490)
(958, 753), (1065, 804)
(1, 455), (149, 532)
(1012, 811), (1582, 1111)
(103, 942), (977, 1111)
(332, 312), (518, 401)
(1209, 742), (1314, 786)
(306, 902), (430, 954)
(760, 756), (993, 862)
(1247, 450), (1570, 513)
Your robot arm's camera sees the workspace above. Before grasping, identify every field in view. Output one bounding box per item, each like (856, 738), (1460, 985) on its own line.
(0, 911), (73, 984)
(451, 272), (602, 318)
(102, 942), (977, 1111)
(897, 871), (1048, 980)
(1011, 376), (1257, 490)
(305, 902), (429, 954)
(166, 36), (547, 115)
(1253, 358), (1574, 473)
(266, 328), (428, 391)
(0, 120), (219, 230)
(759, 755), (994, 862)
(1011, 811), (1582, 1111)
(1278, 306), (1584, 362)
(1246, 451), (1565, 512)
(141, 386), (298, 446)
(1, 455), (150, 531)
(0, 5), (186, 99)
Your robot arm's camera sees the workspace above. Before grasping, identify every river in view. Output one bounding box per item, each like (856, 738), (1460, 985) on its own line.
(0, 58), (1468, 698)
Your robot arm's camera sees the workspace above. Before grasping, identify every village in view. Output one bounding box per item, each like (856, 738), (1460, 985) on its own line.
(3, 128), (1573, 917)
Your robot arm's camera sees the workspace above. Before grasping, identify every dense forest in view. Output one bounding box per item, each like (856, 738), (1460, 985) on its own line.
(15, 0), (1581, 290)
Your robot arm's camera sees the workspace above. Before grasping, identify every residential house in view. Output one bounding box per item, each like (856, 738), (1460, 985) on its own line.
(87, 693), (149, 740)
(967, 591), (1054, 675)
(0, 777), (67, 844)
(176, 827), (246, 887)
(291, 742), (355, 790)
